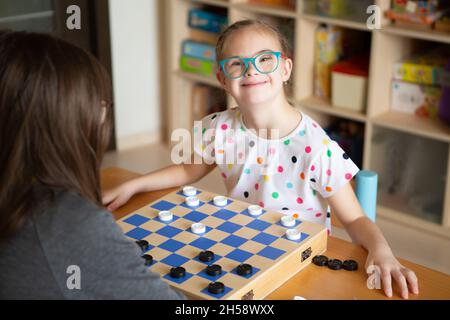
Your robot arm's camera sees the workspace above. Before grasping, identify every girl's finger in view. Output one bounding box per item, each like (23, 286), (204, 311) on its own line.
(381, 268), (393, 298)
(401, 268), (419, 295)
(392, 269), (409, 299)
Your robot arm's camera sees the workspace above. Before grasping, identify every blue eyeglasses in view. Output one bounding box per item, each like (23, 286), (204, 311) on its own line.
(219, 51), (286, 80)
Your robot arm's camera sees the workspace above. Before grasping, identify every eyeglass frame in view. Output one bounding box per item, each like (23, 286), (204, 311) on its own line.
(219, 51), (287, 80)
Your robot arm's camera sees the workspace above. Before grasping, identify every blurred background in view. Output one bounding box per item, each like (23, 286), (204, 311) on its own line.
(1, 0), (449, 274)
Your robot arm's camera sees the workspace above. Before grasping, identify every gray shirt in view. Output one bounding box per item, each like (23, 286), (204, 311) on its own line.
(0, 186), (185, 300)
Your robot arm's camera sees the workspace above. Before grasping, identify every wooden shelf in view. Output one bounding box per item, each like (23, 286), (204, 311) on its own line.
(188, 0), (230, 8)
(298, 97), (367, 123)
(232, 2), (297, 19)
(299, 13), (370, 32)
(175, 70), (221, 88)
(372, 111), (450, 143)
(381, 25), (450, 44)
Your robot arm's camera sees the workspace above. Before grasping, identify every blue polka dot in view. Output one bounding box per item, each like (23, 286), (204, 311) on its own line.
(286, 182), (293, 189)
(244, 168), (251, 174)
(299, 130), (306, 137)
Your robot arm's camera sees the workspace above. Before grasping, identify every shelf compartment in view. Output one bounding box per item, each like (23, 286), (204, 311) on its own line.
(0, 0), (53, 18)
(189, 0), (230, 8)
(297, 96), (367, 123)
(372, 110), (450, 143)
(381, 25), (450, 45)
(370, 126), (448, 225)
(175, 70), (222, 88)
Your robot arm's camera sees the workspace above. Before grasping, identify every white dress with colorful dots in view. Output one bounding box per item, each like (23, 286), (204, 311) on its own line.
(193, 107), (359, 233)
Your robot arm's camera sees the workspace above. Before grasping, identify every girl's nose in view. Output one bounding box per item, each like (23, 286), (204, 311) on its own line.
(246, 62), (258, 76)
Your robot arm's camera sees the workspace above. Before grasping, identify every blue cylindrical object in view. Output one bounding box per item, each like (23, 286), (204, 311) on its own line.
(355, 170), (378, 222)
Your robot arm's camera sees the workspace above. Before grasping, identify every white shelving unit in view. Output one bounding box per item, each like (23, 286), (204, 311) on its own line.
(163, 0), (450, 238)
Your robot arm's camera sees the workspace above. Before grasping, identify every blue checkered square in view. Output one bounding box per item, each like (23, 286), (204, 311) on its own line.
(197, 268), (227, 282)
(212, 209), (237, 220)
(217, 221), (242, 234)
(246, 219), (271, 231)
(125, 227), (151, 240)
(183, 211), (208, 222)
(283, 232), (309, 243)
(159, 239), (185, 252)
(226, 248), (253, 263)
(193, 253), (222, 265)
(160, 253), (189, 267)
(251, 232), (277, 246)
(180, 200), (205, 210)
(208, 199), (233, 207)
(156, 225), (183, 238)
(230, 265), (260, 279)
(190, 237), (217, 250)
(201, 284), (232, 299)
(123, 214), (150, 227)
(151, 200), (176, 211)
(257, 246), (285, 260)
(221, 234), (247, 247)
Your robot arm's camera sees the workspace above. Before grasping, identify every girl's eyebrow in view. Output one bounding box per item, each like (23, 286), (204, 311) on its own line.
(227, 49), (274, 59)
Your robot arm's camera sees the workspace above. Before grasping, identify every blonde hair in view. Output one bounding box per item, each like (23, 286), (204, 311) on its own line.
(215, 19), (291, 64)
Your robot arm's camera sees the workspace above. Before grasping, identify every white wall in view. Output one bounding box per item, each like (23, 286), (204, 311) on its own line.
(109, 0), (161, 150)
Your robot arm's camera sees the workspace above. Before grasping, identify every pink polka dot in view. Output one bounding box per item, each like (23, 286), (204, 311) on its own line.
(305, 146), (312, 153)
(255, 183), (259, 190)
(221, 172), (227, 179)
(311, 165), (315, 171)
(221, 124), (228, 130)
(307, 208), (313, 211)
(259, 201), (265, 208)
(327, 229), (331, 236)
(326, 169), (332, 176)
(313, 123), (318, 128)
(296, 197), (303, 204)
(277, 166), (284, 173)
(227, 137), (234, 143)
(315, 212), (322, 218)
(268, 147), (276, 155)
(345, 173), (353, 180)
(238, 152), (244, 159)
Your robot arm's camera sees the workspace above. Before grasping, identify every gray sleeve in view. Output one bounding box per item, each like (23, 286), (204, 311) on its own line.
(39, 197), (185, 300)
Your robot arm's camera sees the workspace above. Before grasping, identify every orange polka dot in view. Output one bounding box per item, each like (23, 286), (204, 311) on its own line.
(293, 213), (299, 219)
(217, 149), (225, 154)
(300, 172), (305, 180)
(257, 157), (264, 165)
(325, 186), (333, 192)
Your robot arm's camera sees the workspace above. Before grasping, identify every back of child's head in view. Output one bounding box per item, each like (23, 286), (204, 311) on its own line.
(215, 19), (291, 64)
(0, 30), (112, 241)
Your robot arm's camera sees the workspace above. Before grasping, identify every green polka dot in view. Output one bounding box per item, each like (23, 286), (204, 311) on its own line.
(202, 128), (206, 135)
(327, 149), (332, 157)
(194, 127), (198, 133)
(272, 192), (279, 199)
(284, 139), (290, 146)
(312, 189), (317, 197)
(240, 125), (246, 132)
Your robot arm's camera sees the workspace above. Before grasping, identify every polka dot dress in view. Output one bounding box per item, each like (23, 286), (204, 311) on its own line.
(193, 107), (360, 232)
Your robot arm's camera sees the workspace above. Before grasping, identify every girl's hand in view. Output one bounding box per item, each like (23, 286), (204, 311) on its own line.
(366, 248), (419, 299)
(102, 181), (138, 211)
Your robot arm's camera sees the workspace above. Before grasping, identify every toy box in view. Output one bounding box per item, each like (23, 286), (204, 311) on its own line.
(331, 56), (369, 112)
(391, 80), (443, 118)
(180, 56), (215, 76)
(182, 40), (216, 62)
(393, 47), (450, 86)
(386, 0), (449, 26)
(188, 8), (228, 34)
(314, 25), (343, 99)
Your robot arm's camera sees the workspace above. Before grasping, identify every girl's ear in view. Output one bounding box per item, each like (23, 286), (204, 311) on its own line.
(216, 70), (228, 92)
(281, 57), (293, 83)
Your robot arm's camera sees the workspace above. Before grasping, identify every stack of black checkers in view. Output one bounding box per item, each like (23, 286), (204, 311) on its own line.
(312, 255), (358, 271)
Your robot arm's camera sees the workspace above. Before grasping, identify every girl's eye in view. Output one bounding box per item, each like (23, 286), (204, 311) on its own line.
(259, 55), (274, 62)
(231, 61), (242, 66)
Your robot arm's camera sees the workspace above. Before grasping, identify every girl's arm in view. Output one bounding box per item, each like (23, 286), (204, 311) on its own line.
(102, 158), (216, 211)
(327, 183), (419, 299)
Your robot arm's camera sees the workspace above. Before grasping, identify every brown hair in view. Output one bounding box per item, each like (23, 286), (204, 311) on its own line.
(0, 31), (112, 241)
(215, 19), (292, 64)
